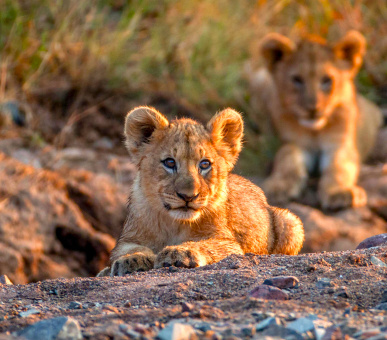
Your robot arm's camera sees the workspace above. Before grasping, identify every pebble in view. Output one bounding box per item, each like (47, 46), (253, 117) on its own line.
(249, 285), (289, 300)
(263, 276), (299, 289)
(181, 302), (194, 313)
(0, 275), (13, 285)
(321, 325), (343, 340)
(16, 316), (82, 340)
(256, 317), (281, 331)
(335, 287), (349, 298)
(241, 326), (255, 337)
(316, 278), (334, 289)
(261, 325), (303, 340)
(195, 322), (212, 332)
(157, 322), (197, 340)
(356, 234), (387, 249)
(19, 308), (40, 318)
(119, 324), (141, 339)
(68, 301), (83, 309)
(354, 328), (383, 339)
(375, 303), (387, 311)
(287, 317), (315, 334)
(370, 256), (387, 268)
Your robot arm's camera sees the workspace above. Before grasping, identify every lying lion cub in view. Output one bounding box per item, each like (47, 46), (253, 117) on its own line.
(98, 107), (304, 276)
(255, 31), (382, 210)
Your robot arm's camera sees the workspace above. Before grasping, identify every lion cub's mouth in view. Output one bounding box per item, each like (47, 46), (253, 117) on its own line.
(163, 202), (202, 221)
(163, 203), (199, 212)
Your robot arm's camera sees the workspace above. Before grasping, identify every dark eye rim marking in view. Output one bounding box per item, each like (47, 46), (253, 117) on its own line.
(161, 158), (176, 170)
(291, 75), (304, 88)
(321, 75), (333, 88)
(199, 159), (212, 171)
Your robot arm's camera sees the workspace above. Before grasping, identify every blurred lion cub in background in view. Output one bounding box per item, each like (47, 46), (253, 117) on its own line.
(253, 31), (382, 210)
(98, 107), (303, 277)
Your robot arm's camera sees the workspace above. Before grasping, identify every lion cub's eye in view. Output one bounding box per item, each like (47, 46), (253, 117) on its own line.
(199, 159), (211, 171)
(162, 158), (176, 170)
(321, 75), (333, 91)
(291, 75), (304, 88)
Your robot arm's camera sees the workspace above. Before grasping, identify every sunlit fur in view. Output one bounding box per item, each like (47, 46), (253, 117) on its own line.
(97, 106), (304, 277)
(254, 31), (382, 210)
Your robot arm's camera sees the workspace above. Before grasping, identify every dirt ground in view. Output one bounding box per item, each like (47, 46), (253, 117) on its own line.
(0, 245), (386, 339)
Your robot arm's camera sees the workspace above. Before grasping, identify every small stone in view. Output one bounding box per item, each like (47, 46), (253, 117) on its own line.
(19, 309), (40, 318)
(241, 326), (256, 337)
(370, 256), (387, 268)
(123, 301), (132, 308)
(381, 290), (387, 303)
(321, 325), (343, 340)
(316, 278), (334, 289)
(0, 275), (13, 285)
(256, 317), (281, 331)
(354, 328), (382, 339)
(335, 287), (349, 298)
(181, 302), (194, 313)
(287, 317), (315, 334)
(261, 325), (303, 340)
(356, 234), (387, 249)
(263, 276), (299, 289)
(195, 323), (212, 333)
(249, 285), (289, 300)
(375, 303), (387, 311)
(157, 322), (197, 340)
(67, 301), (82, 309)
(17, 316), (82, 340)
(169, 266), (179, 273)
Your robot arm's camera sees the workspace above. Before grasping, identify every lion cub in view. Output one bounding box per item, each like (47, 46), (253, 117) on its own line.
(98, 106), (304, 276)
(254, 31), (382, 210)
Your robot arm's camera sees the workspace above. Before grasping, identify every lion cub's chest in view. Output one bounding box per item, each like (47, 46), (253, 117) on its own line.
(144, 218), (192, 253)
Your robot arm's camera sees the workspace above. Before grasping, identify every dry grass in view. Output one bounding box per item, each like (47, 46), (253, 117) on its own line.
(1, 0), (387, 174)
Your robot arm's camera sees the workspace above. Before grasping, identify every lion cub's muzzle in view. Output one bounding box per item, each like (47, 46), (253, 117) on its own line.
(176, 192), (199, 203)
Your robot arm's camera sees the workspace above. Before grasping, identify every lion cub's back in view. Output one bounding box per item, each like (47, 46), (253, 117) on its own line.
(226, 174), (273, 253)
(357, 94), (383, 159)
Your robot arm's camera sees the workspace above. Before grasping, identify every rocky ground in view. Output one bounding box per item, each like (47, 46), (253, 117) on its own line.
(0, 101), (386, 339)
(0, 239), (386, 339)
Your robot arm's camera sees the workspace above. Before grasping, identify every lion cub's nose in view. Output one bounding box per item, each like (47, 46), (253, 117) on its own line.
(176, 192), (199, 203)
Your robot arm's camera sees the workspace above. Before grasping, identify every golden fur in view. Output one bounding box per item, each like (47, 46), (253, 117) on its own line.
(98, 106), (304, 276)
(252, 31), (382, 210)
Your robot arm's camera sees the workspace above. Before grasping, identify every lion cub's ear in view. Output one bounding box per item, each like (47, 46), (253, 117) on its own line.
(124, 106), (169, 161)
(261, 33), (295, 71)
(334, 30), (366, 73)
(207, 108), (243, 170)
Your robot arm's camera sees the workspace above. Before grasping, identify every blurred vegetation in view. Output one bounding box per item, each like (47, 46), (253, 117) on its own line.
(1, 0), (387, 174)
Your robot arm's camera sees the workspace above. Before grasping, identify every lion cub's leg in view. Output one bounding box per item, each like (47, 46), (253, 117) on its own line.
(99, 243), (156, 277)
(263, 144), (308, 205)
(269, 207), (304, 255)
(318, 149), (366, 210)
(155, 239), (244, 269)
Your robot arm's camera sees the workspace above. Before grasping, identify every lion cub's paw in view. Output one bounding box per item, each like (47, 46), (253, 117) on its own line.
(320, 186), (367, 211)
(263, 177), (304, 205)
(155, 246), (207, 269)
(110, 253), (156, 276)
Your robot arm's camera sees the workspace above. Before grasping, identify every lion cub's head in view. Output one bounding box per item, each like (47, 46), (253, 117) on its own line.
(261, 31), (366, 130)
(125, 106), (243, 222)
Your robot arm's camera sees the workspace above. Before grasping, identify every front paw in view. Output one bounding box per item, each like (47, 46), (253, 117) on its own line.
(263, 177), (304, 205)
(320, 186), (367, 211)
(110, 253), (155, 276)
(155, 246), (206, 269)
